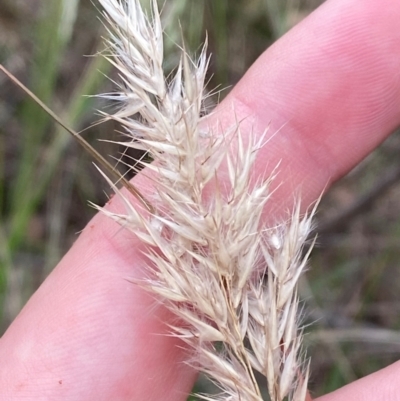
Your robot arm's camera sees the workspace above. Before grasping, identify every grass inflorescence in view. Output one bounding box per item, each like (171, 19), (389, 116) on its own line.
(96, 1), (315, 399)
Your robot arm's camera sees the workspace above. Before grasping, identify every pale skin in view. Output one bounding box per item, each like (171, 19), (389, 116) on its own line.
(1, 0), (400, 399)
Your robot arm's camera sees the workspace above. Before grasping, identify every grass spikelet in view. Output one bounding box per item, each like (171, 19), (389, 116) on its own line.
(97, 1), (315, 400)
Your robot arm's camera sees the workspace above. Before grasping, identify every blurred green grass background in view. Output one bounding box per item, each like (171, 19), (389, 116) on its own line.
(1, 0), (400, 398)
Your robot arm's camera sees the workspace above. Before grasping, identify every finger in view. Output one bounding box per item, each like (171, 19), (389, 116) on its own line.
(212, 0), (400, 213)
(315, 360), (400, 401)
(1, 0), (400, 400)
(0, 214), (197, 400)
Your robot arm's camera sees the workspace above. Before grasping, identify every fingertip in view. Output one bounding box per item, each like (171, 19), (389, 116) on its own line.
(315, 360), (400, 401)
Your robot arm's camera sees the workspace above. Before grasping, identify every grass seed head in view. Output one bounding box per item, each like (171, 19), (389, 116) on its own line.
(97, 1), (315, 400)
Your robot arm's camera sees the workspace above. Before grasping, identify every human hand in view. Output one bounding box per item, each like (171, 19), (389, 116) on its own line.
(1, 0), (400, 400)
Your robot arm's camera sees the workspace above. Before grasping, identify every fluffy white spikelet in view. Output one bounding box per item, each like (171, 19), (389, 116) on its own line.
(97, 1), (315, 400)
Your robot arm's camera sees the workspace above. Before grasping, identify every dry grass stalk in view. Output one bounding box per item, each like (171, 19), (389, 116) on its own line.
(97, 1), (315, 400)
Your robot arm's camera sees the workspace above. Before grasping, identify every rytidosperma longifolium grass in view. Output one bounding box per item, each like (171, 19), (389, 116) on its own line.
(96, 1), (315, 400)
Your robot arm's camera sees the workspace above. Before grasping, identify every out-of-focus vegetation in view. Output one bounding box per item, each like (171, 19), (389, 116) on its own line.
(1, 0), (400, 398)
